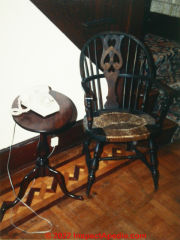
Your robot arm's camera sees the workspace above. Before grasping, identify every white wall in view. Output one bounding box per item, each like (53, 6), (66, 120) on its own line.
(0, 0), (85, 150)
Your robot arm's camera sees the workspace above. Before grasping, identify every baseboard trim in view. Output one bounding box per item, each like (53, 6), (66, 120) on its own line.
(0, 120), (85, 178)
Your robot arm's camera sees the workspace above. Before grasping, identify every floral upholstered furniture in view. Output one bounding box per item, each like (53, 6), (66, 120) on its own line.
(144, 33), (180, 140)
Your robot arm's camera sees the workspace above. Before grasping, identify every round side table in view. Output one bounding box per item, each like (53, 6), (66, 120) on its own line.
(0, 90), (83, 222)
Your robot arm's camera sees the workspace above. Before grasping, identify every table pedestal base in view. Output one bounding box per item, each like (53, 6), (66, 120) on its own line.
(0, 133), (83, 222)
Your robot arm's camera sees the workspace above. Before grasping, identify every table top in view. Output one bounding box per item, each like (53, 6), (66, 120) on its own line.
(12, 90), (77, 133)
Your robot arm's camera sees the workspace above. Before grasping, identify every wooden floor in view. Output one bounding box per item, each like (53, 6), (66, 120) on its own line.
(0, 140), (180, 240)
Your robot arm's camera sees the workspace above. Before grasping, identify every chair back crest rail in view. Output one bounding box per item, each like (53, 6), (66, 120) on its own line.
(80, 32), (155, 116)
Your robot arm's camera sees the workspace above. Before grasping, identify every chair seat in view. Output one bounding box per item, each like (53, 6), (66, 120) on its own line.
(84, 112), (155, 142)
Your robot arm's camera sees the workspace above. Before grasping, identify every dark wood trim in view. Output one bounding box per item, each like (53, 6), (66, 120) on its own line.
(157, 118), (178, 145)
(145, 12), (180, 42)
(0, 120), (85, 178)
(30, 0), (146, 50)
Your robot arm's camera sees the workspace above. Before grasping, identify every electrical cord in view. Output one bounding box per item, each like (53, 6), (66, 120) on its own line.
(7, 123), (53, 234)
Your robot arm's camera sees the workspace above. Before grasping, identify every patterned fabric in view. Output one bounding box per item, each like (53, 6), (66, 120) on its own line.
(168, 100), (180, 139)
(151, 0), (180, 18)
(145, 34), (180, 88)
(145, 33), (180, 140)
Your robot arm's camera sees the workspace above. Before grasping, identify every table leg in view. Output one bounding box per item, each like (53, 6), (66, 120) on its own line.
(47, 166), (83, 200)
(36, 133), (83, 200)
(0, 167), (38, 222)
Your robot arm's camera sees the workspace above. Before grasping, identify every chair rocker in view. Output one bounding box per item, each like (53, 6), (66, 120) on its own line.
(79, 32), (173, 197)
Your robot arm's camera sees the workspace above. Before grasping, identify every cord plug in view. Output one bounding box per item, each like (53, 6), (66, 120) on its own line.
(50, 136), (59, 147)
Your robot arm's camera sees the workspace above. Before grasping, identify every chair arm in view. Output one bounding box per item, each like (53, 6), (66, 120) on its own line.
(153, 81), (174, 127)
(84, 95), (94, 129)
(82, 81), (96, 130)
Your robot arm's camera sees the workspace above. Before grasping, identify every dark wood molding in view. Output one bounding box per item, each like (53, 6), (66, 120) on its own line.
(145, 12), (180, 42)
(30, 0), (146, 50)
(0, 120), (85, 178)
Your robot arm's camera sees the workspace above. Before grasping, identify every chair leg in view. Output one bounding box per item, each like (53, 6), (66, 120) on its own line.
(149, 137), (159, 191)
(86, 142), (103, 197)
(126, 141), (137, 151)
(126, 142), (132, 151)
(83, 138), (91, 170)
